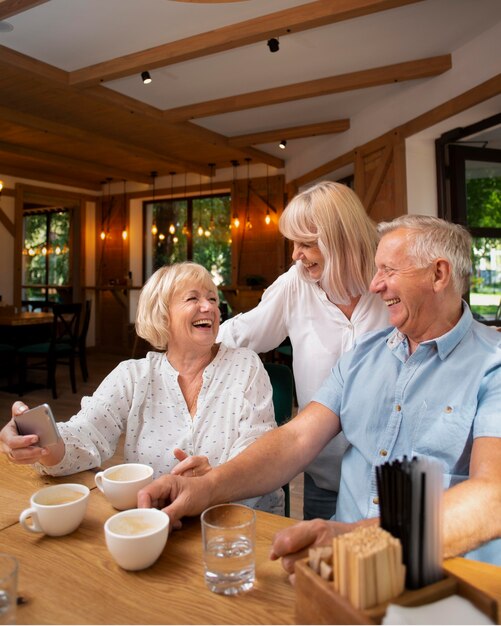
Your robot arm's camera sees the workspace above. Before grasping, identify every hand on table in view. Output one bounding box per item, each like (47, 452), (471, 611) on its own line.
(170, 448), (212, 477)
(270, 519), (355, 584)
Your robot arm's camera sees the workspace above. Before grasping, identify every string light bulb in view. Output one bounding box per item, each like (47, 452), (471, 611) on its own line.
(232, 214), (240, 228)
(150, 171), (158, 237)
(122, 180), (128, 241)
(265, 209), (271, 225)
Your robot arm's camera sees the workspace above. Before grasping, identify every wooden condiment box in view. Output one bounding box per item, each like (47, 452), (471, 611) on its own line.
(295, 558), (499, 624)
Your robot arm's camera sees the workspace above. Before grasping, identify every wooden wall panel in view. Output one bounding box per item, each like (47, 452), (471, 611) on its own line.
(231, 174), (286, 288)
(354, 133), (407, 222)
(95, 192), (130, 354)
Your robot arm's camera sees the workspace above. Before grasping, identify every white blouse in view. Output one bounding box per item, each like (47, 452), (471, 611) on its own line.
(218, 264), (389, 490)
(38, 345), (283, 512)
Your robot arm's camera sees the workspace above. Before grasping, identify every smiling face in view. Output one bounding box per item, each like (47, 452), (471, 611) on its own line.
(292, 240), (325, 281)
(168, 283), (220, 352)
(369, 229), (441, 344)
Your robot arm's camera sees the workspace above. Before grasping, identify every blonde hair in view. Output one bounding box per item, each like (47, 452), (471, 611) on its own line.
(377, 215), (472, 295)
(135, 262), (219, 351)
(279, 181), (378, 304)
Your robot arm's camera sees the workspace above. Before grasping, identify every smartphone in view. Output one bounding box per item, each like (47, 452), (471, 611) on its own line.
(14, 403), (61, 447)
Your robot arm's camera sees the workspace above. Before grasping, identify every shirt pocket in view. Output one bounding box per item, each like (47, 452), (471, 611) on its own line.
(411, 401), (475, 476)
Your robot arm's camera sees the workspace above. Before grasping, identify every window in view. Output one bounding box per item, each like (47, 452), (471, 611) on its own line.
(22, 209), (72, 304)
(437, 114), (501, 324)
(144, 193), (231, 285)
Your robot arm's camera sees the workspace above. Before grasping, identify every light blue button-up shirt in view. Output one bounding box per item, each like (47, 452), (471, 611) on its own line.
(313, 303), (501, 561)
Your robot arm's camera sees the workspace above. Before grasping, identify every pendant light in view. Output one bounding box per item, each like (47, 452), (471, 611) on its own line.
(181, 170), (189, 236)
(231, 160), (240, 228)
(196, 173), (204, 236)
(245, 158), (252, 230)
(168, 171), (176, 235)
(122, 179), (128, 240)
(100, 177), (112, 240)
(150, 171), (158, 236)
(265, 165), (271, 225)
(208, 163), (216, 232)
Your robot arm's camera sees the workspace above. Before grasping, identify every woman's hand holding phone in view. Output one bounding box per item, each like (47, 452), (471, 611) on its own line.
(0, 401), (65, 466)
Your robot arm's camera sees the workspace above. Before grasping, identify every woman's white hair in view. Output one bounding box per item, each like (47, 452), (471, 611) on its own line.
(377, 215), (472, 295)
(135, 262), (218, 351)
(279, 181), (378, 305)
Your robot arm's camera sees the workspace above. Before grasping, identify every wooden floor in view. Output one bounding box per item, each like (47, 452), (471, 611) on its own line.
(0, 348), (304, 520)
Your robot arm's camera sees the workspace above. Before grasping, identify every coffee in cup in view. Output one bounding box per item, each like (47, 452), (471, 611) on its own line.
(95, 463), (154, 510)
(19, 484), (89, 537)
(104, 508), (169, 571)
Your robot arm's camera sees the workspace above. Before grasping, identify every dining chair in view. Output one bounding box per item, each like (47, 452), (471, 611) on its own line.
(75, 299), (91, 381)
(264, 361), (295, 517)
(17, 302), (82, 399)
(0, 343), (16, 388)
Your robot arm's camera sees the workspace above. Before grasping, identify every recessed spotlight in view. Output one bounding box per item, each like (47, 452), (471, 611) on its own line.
(267, 38), (279, 53)
(141, 71), (152, 84)
(279, 139), (287, 150)
(0, 21), (14, 33)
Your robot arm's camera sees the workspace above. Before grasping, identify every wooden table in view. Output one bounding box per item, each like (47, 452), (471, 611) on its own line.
(0, 311), (53, 327)
(1, 455), (501, 624)
(0, 454), (97, 531)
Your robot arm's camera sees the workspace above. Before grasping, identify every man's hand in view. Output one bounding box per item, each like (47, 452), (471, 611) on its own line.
(170, 448), (212, 477)
(137, 473), (214, 529)
(270, 519), (355, 583)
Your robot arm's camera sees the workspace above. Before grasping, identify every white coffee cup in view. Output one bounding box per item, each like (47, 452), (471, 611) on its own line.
(104, 508), (169, 571)
(95, 463), (154, 510)
(19, 483), (90, 537)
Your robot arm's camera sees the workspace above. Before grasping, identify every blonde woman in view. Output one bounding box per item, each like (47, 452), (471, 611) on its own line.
(218, 181), (389, 520)
(1, 262), (283, 514)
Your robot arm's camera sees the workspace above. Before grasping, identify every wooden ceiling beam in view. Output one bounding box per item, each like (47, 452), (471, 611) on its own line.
(0, 140), (154, 184)
(163, 55), (452, 122)
(68, 0), (424, 87)
(0, 161), (101, 191)
(228, 119), (350, 147)
(0, 46), (283, 171)
(0, 104), (209, 177)
(86, 87), (285, 169)
(0, 0), (49, 20)
(0, 44), (67, 83)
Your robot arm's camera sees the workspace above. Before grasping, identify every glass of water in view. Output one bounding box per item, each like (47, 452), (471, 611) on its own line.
(0, 554), (18, 625)
(201, 504), (256, 595)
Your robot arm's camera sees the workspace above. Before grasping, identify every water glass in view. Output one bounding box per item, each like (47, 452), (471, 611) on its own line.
(0, 554), (18, 625)
(201, 503), (256, 595)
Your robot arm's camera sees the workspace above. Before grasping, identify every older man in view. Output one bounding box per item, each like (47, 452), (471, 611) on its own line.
(139, 215), (501, 571)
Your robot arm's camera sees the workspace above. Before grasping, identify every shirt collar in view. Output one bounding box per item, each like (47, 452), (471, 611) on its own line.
(385, 300), (473, 360)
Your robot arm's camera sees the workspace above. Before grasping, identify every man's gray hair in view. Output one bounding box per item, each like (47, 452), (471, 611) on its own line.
(377, 215), (472, 295)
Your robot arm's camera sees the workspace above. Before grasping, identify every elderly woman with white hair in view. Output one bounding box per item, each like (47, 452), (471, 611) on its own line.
(218, 181), (389, 520)
(0, 262), (283, 514)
